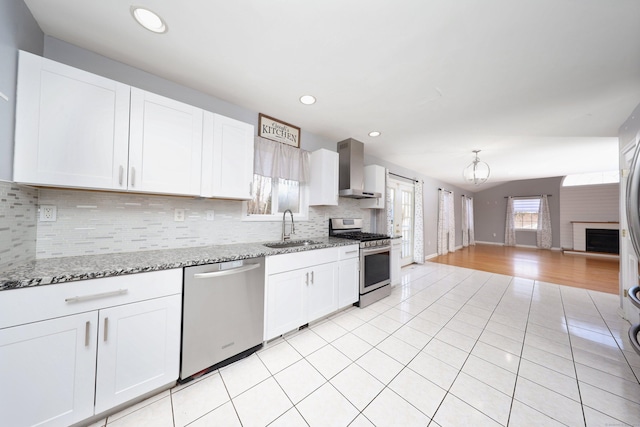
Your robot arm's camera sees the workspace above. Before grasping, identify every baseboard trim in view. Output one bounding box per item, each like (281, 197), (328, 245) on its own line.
(474, 241), (561, 251)
(563, 250), (619, 260)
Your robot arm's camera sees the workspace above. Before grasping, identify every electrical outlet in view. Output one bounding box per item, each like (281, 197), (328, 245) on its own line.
(206, 210), (215, 221)
(39, 205), (57, 222)
(174, 209), (185, 222)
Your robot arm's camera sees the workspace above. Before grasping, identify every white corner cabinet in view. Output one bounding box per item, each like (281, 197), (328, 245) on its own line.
(13, 50), (254, 200)
(309, 149), (339, 206)
(201, 112), (255, 200)
(264, 245), (359, 340)
(360, 164), (386, 209)
(0, 269), (182, 427)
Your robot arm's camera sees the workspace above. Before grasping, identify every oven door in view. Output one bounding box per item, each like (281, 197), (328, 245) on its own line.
(360, 245), (391, 294)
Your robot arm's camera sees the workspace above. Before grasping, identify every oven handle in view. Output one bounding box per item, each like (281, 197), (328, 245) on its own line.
(360, 245), (391, 256)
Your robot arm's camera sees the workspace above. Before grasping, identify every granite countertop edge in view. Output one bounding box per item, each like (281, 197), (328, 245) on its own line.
(0, 237), (358, 292)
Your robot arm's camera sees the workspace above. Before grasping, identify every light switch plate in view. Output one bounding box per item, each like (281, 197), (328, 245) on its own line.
(206, 210), (215, 221)
(174, 209), (185, 222)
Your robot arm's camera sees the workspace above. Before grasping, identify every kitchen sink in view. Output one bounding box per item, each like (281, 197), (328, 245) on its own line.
(263, 239), (321, 249)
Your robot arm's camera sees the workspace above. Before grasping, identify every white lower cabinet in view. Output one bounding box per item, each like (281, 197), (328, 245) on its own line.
(338, 245), (360, 308)
(0, 312), (98, 427)
(264, 245), (359, 341)
(94, 295), (181, 414)
(0, 269), (182, 427)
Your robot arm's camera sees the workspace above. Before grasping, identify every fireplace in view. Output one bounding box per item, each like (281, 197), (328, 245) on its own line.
(586, 228), (619, 254)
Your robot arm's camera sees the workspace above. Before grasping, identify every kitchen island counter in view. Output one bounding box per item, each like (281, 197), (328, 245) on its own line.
(0, 237), (355, 291)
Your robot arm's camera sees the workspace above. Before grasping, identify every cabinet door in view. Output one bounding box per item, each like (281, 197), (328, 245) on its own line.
(129, 88), (203, 196)
(338, 256), (360, 308)
(309, 149), (339, 206)
(201, 113), (254, 199)
(94, 295), (181, 414)
(265, 269), (307, 341)
(0, 312), (98, 427)
(14, 50), (130, 190)
(307, 262), (339, 322)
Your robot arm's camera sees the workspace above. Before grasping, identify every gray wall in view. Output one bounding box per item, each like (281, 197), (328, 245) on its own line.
(474, 177), (563, 248)
(0, 0), (44, 181)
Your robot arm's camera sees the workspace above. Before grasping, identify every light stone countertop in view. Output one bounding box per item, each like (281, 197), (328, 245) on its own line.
(0, 237), (357, 291)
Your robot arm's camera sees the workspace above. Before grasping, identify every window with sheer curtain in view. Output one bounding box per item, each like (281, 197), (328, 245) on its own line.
(513, 198), (540, 230)
(244, 137), (310, 220)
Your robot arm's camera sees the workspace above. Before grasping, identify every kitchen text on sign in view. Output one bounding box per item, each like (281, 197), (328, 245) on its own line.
(258, 114), (300, 148)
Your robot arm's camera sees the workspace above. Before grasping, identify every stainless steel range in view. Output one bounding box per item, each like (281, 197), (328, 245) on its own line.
(329, 218), (391, 307)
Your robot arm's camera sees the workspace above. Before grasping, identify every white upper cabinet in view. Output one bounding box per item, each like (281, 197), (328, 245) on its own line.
(129, 88), (203, 196)
(201, 112), (254, 199)
(309, 149), (339, 206)
(360, 164), (386, 209)
(14, 50), (130, 191)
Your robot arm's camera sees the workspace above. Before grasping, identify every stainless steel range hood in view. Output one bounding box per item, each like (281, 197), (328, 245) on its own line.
(337, 138), (381, 199)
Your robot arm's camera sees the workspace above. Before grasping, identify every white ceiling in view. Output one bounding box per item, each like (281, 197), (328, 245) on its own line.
(23, 0), (640, 191)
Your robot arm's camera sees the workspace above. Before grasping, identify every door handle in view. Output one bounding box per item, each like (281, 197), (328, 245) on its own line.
(85, 321), (90, 347)
(65, 289), (128, 303)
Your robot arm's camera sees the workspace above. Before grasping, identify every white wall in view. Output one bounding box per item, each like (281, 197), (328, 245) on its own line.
(559, 183), (619, 249)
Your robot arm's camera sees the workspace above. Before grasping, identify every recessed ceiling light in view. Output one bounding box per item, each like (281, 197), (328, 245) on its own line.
(131, 6), (167, 33)
(299, 95), (316, 105)
(368, 131), (381, 137)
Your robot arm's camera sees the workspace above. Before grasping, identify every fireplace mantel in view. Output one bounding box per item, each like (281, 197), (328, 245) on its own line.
(572, 222), (619, 252)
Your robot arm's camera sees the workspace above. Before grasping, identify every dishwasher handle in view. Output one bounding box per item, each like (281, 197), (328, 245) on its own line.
(193, 262), (261, 279)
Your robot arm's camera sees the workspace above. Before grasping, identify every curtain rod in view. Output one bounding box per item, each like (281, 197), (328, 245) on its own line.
(504, 195), (552, 198)
(390, 172), (418, 183)
(439, 188), (452, 193)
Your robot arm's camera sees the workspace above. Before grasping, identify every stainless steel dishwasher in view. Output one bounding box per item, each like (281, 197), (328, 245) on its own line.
(180, 257), (265, 381)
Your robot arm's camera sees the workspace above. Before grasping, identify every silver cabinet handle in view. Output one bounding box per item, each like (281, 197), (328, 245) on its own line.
(305, 272), (309, 285)
(119, 165), (124, 186)
(311, 270), (314, 284)
(193, 263), (260, 279)
(249, 182), (253, 196)
(85, 321), (90, 347)
(130, 167), (136, 187)
(65, 289), (128, 303)
(104, 317), (109, 342)
(345, 250), (358, 255)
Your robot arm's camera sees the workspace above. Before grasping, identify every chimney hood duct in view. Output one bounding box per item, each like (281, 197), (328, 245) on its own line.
(337, 138), (381, 199)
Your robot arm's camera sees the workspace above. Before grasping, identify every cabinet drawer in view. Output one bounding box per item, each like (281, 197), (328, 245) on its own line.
(0, 269), (182, 329)
(338, 245), (360, 260)
(266, 247), (339, 275)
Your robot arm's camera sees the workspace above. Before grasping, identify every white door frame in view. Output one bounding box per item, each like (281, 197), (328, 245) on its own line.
(389, 177), (414, 266)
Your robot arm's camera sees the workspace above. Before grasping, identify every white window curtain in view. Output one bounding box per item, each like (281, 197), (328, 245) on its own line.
(505, 196), (516, 246)
(462, 195), (475, 247)
(254, 136), (310, 183)
(536, 194), (552, 249)
(437, 189), (455, 255)
(413, 180), (424, 264)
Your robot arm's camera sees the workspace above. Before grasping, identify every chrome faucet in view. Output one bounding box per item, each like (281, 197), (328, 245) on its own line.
(282, 209), (295, 241)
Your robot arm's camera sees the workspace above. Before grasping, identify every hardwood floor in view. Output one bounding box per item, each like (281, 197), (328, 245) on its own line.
(428, 244), (620, 294)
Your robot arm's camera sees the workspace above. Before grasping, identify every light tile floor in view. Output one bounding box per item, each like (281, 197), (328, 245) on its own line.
(91, 263), (640, 427)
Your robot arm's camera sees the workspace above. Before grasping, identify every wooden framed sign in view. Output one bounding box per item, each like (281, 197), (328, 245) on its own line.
(258, 113), (300, 148)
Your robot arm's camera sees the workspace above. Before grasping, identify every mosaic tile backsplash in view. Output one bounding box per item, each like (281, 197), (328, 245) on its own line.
(0, 181), (38, 269)
(36, 188), (370, 259)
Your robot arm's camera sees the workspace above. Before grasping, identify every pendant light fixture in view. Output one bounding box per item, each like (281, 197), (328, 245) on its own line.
(463, 150), (490, 185)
